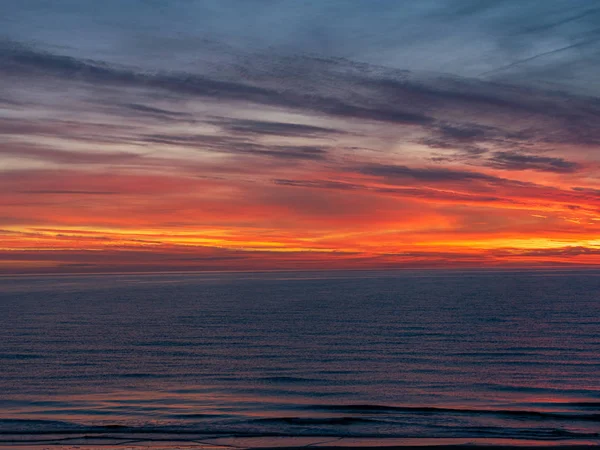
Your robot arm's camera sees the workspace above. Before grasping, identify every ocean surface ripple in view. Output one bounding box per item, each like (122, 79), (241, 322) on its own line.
(1, 269), (599, 446)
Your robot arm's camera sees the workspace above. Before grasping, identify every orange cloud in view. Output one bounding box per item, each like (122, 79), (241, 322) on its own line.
(2, 44), (600, 273)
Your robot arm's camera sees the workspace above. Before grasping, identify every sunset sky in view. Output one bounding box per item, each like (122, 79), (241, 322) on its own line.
(2, 0), (600, 273)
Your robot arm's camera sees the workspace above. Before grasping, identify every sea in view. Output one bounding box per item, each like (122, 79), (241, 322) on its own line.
(1, 269), (600, 448)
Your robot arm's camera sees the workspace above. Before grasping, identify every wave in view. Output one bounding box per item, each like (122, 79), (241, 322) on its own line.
(251, 417), (383, 426)
(1, 427), (599, 444)
(0, 353), (44, 360)
(306, 404), (600, 421)
(257, 376), (327, 384)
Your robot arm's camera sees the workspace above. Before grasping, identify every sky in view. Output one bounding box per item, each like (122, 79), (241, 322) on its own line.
(1, 0), (600, 273)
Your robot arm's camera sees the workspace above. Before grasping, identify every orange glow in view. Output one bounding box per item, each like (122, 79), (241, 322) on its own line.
(2, 161), (600, 273)
(2, 53), (600, 274)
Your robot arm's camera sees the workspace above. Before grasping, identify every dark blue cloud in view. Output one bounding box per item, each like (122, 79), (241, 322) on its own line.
(357, 163), (502, 183)
(2, 0), (598, 93)
(139, 133), (329, 161)
(3, 37), (600, 176)
(120, 103), (195, 121)
(208, 117), (345, 137)
(487, 151), (580, 173)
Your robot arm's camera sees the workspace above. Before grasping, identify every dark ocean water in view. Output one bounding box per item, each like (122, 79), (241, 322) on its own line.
(1, 269), (600, 446)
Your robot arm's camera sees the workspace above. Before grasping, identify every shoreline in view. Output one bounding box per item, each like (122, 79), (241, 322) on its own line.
(2, 437), (600, 449)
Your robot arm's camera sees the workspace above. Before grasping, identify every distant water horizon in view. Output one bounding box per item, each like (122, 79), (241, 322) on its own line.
(2, 269), (600, 447)
(3, 265), (600, 277)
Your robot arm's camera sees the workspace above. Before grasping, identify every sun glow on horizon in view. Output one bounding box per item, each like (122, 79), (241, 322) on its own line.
(2, 2), (600, 273)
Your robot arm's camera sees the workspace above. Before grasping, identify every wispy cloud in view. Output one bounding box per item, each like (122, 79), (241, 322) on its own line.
(4, 39), (600, 153)
(357, 163), (506, 184)
(2, 0), (600, 272)
(486, 151), (581, 173)
(208, 117), (345, 137)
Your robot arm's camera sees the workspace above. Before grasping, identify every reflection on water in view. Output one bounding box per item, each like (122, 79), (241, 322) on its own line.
(1, 269), (600, 444)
